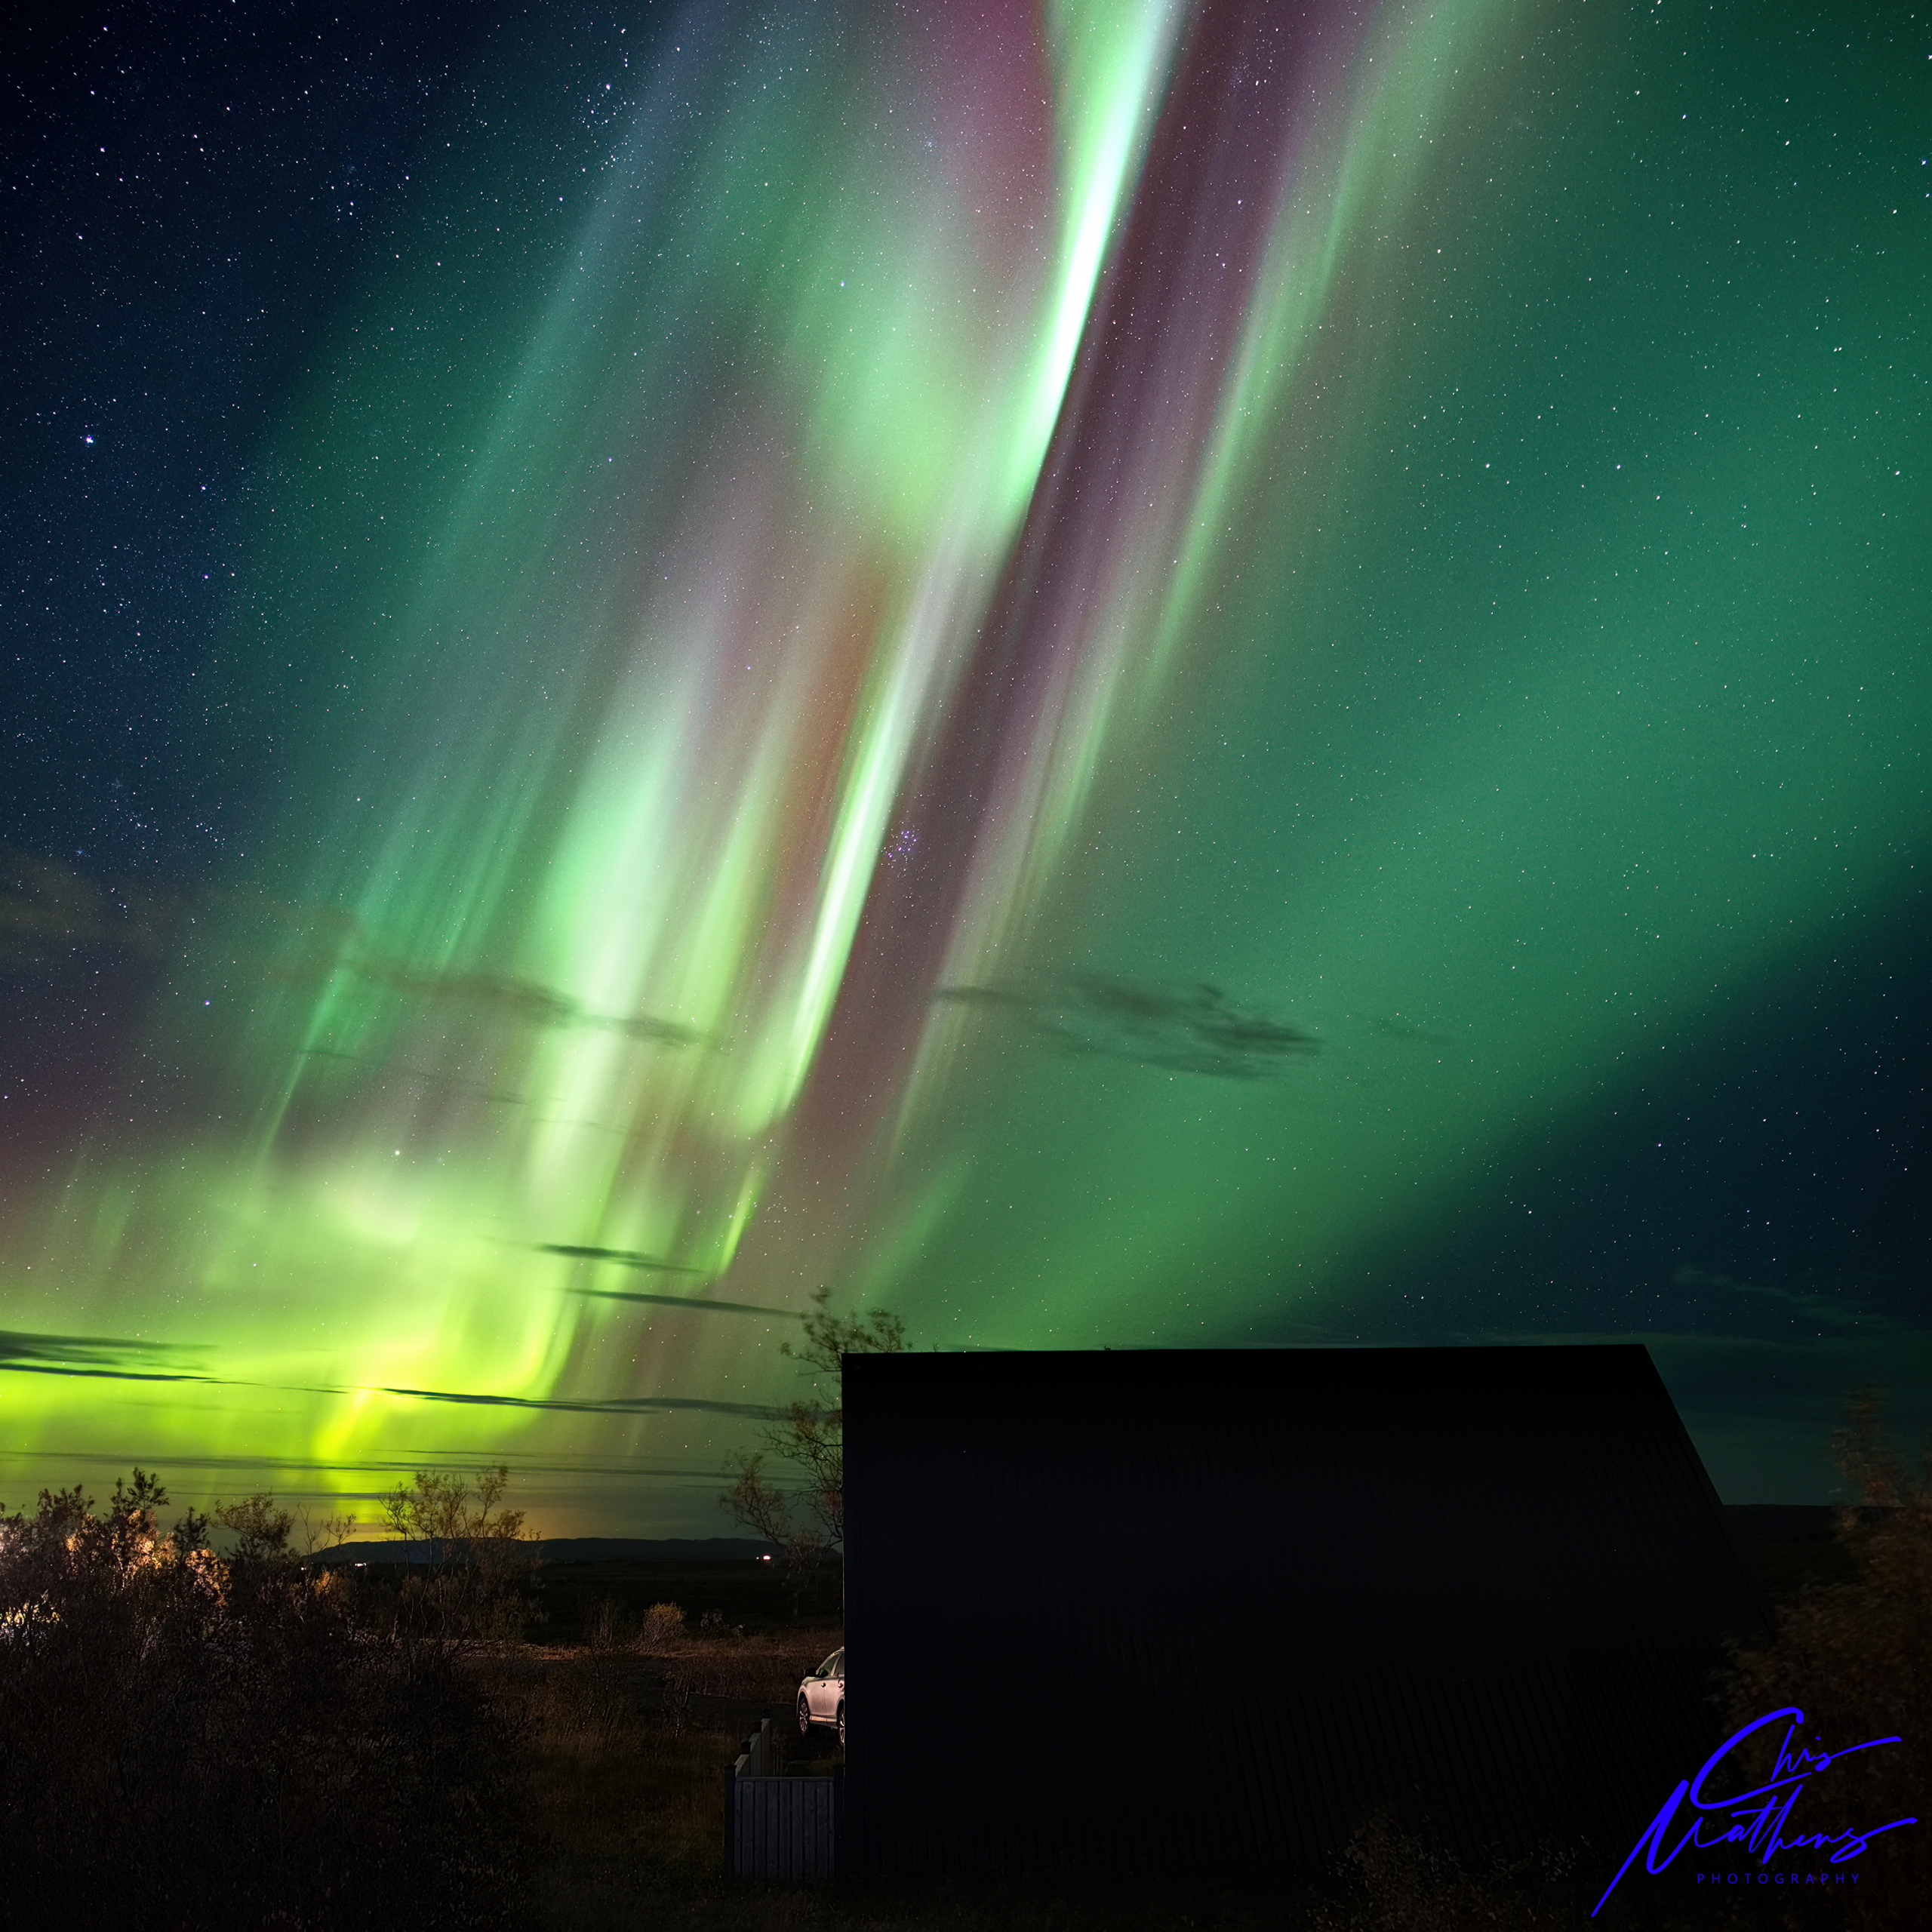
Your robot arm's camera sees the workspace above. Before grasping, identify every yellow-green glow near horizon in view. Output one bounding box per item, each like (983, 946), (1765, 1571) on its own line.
(5, 0), (1926, 1528)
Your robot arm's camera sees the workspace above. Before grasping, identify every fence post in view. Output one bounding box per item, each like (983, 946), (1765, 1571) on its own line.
(722, 1757), (739, 1877)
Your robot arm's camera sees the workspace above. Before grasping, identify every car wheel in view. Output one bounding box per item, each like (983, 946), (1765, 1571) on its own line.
(797, 1694), (812, 1735)
(836, 1702), (845, 1751)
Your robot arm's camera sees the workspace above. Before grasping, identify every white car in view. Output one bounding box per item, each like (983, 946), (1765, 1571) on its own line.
(796, 1645), (844, 1749)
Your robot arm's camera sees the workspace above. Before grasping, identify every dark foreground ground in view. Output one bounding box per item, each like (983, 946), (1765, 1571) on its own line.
(509, 1509), (1911, 1932)
(11, 1463), (1912, 1932)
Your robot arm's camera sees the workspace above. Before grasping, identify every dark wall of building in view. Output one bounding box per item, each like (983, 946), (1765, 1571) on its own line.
(841, 1345), (1770, 1875)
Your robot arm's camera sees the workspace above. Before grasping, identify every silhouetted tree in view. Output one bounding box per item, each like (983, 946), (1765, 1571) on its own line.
(721, 1285), (904, 1608)
(378, 1461), (540, 1648)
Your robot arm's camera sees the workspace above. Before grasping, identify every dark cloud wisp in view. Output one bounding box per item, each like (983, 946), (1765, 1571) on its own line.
(936, 971), (1317, 1078)
(570, 1287), (804, 1319)
(0, 1329), (215, 1384)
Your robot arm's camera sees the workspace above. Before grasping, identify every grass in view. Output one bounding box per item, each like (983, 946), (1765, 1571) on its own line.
(501, 1625), (1724, 1932)
(494, 1617), (846, 1926)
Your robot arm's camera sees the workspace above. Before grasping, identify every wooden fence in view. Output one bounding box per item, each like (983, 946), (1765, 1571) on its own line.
(724, 1718), (841, 1878)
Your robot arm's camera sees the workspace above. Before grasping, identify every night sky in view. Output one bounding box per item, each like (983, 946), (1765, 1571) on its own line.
(4, 0), (1927, 1534)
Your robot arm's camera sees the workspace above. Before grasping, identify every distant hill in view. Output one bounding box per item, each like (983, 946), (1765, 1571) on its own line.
(306, 1512), (1827, 1568)
(314, 1536), (780, 1565)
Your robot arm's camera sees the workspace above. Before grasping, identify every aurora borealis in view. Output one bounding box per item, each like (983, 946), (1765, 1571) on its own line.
(5, 1), (1927, 1531)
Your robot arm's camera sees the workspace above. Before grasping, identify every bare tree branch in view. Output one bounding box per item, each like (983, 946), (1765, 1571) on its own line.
(718, 1285), (905, 1599)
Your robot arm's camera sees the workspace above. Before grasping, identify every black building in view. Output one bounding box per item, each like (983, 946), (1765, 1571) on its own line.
(841, 1344), (1768, 1875)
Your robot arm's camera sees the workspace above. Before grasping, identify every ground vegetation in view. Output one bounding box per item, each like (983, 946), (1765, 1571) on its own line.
(0, 1468), (535, 1930)
(1709, 1389), (1930, 1930)
(6, 1391), (1924, 1931)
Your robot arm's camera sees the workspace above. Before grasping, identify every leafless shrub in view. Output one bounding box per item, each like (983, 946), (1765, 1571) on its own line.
(663, 1663), (697, 1737)
(585, 1591), (630, 1651)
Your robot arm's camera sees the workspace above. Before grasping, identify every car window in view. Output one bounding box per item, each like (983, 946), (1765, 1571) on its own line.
(817, 1651), (841, 1678)
(831, 1648), (844, 1675)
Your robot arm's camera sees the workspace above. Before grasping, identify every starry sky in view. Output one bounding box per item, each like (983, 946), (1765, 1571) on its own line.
(3, 0), (1927, 1535)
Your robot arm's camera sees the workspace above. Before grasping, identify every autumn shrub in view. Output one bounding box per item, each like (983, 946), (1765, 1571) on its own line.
(0, 1472), (534, 1931)
(1713, 1392), (1930, 1925)
(638, 1599), (687, 1651)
